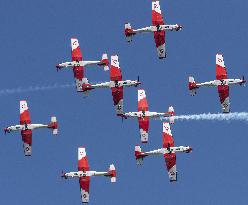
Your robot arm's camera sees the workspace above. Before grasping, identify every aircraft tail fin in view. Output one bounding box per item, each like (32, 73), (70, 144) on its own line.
(48, 116), (58, 135)
(108, 164), (117, 183)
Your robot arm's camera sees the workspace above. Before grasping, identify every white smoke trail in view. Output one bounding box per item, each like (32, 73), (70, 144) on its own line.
(162, 112), (248, 122)
(0, 83), (75, 96)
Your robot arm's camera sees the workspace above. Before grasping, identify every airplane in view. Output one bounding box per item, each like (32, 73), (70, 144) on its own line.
(80, 55), (141, 115)
(124, 0), (182, 59)
(4, 100), (58, 156)
(120, 89), (175, 143)
(188, 53), (246, 113)
(61, 147), (116, 203)
(135, 122), (192, 182)
(56, 38), (109, 92)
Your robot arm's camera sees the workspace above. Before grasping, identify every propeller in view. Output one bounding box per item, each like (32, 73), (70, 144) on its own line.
(135, 75), (141, 87)
(117, 113), (127, 122)
(56, 65), (60, 72)
(242, 75), (245, 83)
(167, 143), (171, 153)
(61, 170), (67, 179)
(176, 24), (183, 31)
(188, 147), (193, 153)
(4, 128), (7, 135)
(240, 75), (246, 86)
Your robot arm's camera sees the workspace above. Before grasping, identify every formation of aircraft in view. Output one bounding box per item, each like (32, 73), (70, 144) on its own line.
(2, 0), (246, 204)
(188, 54), (246, 113)
(4, 100), (58, 156)
(80, 55), (141, 115)
(135, 122), (192, 181)
(56, 38), (109, 92)
(61, 147), (116, 203)
(120, 89), (175, 143)
(124, 0), (182, 58)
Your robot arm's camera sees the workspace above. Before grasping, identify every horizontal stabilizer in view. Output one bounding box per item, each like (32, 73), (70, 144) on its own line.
(124, 22), (134, 42)
(49, 116), (58, 135)
(100, 53), (109, 71)
(108, 164), (117, 183)
(135, 145), (144, 165)
(188, 76), (198, 96)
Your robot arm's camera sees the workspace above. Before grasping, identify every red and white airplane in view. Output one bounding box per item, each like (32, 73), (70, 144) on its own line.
(80, 55), (141, 115)
(56, 38), (109, 92)
(189, 54), (246, 113)
(4, 100), (58, 156)
(124, 0), (182, 59)
(61, 147), (116, 203)
(120, 89), (175, 143)
(135, 122), (192, 182)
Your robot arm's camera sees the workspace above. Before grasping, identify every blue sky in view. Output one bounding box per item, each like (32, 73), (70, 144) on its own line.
(0, 0), (248, 204)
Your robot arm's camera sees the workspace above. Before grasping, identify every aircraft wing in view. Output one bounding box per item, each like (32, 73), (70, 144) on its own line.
(21, 130), (32, 156)
(152, 0), (165, 25)
(138, 89), (149, 143)
(110, 55), (123, 115)
(20, 100), (31, 125)
(152, 0), (166, 58)
(218, 85), (230, 113)
(216, 54), (230, 112)
(71, 38), (85, 91)
(138, 89), (148, 112)
(111, 87), (123, 115)
(20, 101), (32, 156)
(110, 55), (122, 82)
(138, 117), (149, 143)
(79, 176), (90, 203)
(216, 54), (227, 80)
(78, 147), (90, 203)
(162, 122), (177, 182)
